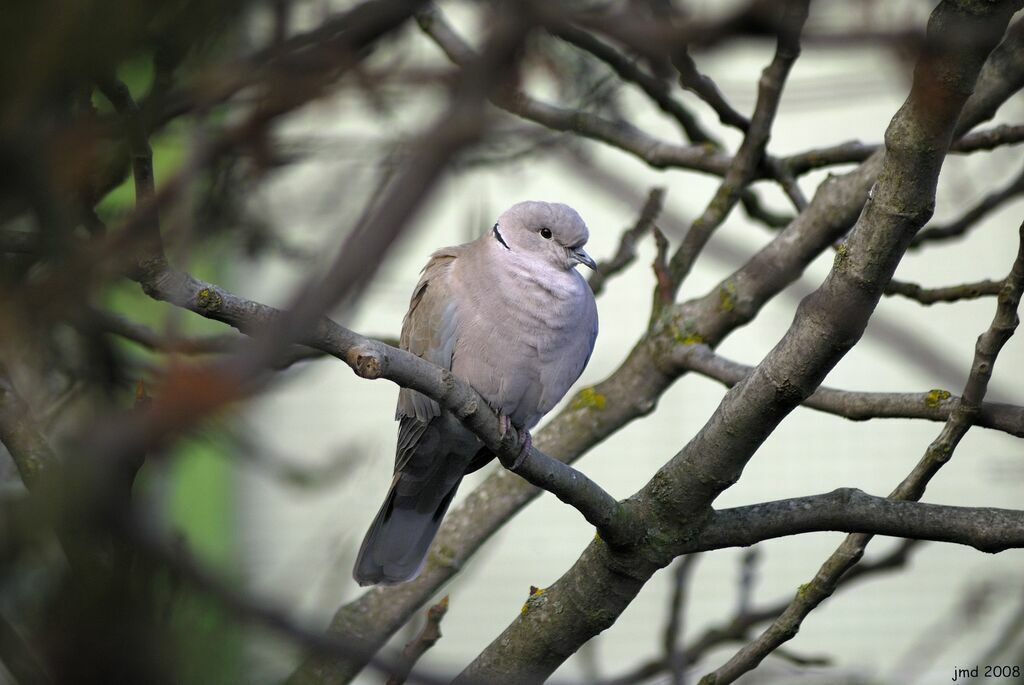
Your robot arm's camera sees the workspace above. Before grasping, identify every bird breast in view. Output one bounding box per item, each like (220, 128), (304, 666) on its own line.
(450, 253), (594, 426)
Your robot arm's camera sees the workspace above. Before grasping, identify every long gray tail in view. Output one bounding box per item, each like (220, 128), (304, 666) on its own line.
(353, 476), (461, 586)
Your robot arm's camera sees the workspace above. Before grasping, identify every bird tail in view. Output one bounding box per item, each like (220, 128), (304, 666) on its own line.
(353, 475), (461, 586)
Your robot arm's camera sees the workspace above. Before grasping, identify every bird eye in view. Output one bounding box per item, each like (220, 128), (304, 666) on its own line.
(540, 228), (552, 240)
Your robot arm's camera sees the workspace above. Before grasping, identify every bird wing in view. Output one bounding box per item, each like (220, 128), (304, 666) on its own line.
(394, 246), (462, 471)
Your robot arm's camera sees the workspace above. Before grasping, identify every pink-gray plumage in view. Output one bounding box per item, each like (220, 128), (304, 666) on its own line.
(354, 201), (599, 586)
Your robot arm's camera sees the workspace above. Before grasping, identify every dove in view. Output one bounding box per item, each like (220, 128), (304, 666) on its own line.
(354, 201), (599, 586)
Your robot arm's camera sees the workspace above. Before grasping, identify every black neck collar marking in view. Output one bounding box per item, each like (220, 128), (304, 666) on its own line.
(492, 223), (511, 251)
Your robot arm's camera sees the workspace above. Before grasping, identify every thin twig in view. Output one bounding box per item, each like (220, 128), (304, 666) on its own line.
(663, 555), (700, 685)
(95, 75), (166, 281)
(386, 596), (451, 685)
(671, 48), (750, 132)
(416, 5), (731, 177)
(884, 278), (1004, 304)
(552, 25), (717, 146)
(735, 548), (760, 618)
(650, 225), (675, 325)
(588, 187), (666, 296)
(780, 122), (1024, 177)
(739, 189), (793, 229)
(910, 161), (1024, 249)
(668, 343), (1024, 438)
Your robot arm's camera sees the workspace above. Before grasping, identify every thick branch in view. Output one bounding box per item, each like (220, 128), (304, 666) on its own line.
(956, 17), (1024, 135)
(693, 489), (1024, 554)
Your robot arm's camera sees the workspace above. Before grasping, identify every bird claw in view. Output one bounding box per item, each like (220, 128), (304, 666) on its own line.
(498, 413), (531, 471)
(510, 429), (532, 471)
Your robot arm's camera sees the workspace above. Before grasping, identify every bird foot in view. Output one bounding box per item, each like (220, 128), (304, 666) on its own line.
(511, 430), (532, 470)
(498, 414), (532, 471)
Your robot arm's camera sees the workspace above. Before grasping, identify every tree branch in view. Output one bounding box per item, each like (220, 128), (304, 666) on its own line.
(668, 342), (1024, 438)
(739, 188), (793, 229)
(884, 277), (1005, 304)
(693, 489), (1024, 554)
(662, 554), (700, 685)
(95, 75), (166, 281)
(780, 122), (1024, 176)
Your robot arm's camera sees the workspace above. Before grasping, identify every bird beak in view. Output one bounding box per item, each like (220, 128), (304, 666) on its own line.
(572, 247), (597, 270)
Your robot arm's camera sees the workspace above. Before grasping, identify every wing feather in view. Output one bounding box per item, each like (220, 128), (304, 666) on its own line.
(394, 246), (462, 471)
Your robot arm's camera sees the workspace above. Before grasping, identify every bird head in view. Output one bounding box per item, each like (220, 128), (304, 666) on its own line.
(491, 201), (596, 272)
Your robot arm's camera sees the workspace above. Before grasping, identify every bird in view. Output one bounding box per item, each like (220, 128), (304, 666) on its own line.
(353, 201), (599, 586)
